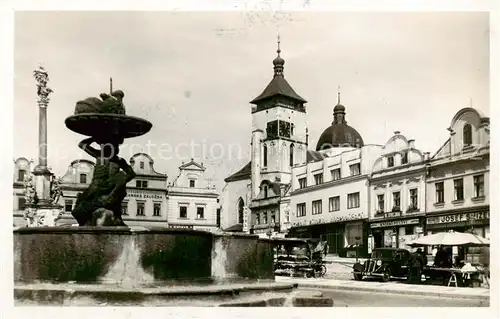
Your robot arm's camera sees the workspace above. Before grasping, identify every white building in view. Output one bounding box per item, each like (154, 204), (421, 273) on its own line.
(287, 101), (383, 256)
(425, 107), (490, 238)
(166, 159), (220, 231)
(368, 131), (428, 251)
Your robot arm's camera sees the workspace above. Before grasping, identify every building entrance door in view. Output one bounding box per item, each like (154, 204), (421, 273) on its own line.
(322, 232), (344, 255)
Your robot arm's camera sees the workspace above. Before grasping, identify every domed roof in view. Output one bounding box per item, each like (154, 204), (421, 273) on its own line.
(316, 100), (364, 151)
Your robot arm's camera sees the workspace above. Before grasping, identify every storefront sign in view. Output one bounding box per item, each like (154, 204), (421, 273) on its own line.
(242, 206), (250, 233)
(126, 191), (164, 200)
(371, 218), (420, 229)
(168, 224), (193, 229)
(253, 228), (272, 234)
(427, 211), (489, 225)
(385, 211), (401, 218)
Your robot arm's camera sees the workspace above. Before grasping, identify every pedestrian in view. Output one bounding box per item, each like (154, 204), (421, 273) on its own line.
(408, 250), (423, 284)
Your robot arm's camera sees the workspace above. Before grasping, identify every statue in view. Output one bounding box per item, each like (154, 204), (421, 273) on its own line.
(49, 175), (63, 205)
(65, 87), (152, 226)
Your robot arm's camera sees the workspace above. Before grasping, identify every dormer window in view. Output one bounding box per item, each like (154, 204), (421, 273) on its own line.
(264, 186), (269, 198)
(140, 161), (145, 169)
(401, 152), (408, 165)
(79, 173), (87, 184)
(463, 124), (472, 146)
(18, 169), (26, 182)
(387, 156), (394, 168)
(189, 180), (195, 188)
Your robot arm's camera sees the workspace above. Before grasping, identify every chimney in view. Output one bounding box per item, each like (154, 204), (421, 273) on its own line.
(408, 139), (415, 149)
(423, 152), (430, 160)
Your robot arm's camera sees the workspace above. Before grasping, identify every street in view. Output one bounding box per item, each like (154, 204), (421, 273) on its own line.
(313, 288), (489, 307)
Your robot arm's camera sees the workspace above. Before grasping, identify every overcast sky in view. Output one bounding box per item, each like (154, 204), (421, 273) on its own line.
(14, 11), (489, 191)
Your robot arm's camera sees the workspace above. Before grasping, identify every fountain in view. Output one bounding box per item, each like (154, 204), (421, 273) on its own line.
(13, 75), (333, 306)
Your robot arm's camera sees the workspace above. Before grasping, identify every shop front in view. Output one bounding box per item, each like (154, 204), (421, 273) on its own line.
(287, 219), (369, 257)
(369, 213), (425, 252)
(425, 210), (490, 238)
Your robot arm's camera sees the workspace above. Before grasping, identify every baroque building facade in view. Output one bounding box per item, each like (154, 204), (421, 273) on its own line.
(166, 159), (220, 231)
(425, 108), (490, 239)
(368, 131), (428, 251)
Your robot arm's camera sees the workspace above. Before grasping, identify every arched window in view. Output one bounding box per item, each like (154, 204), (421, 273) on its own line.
(289, 144), (294, 167)
(463, 124), (472, 146)
(79, 173), (87, 184)
(238, 198), (244, 224)
(263, 144), (268, 167)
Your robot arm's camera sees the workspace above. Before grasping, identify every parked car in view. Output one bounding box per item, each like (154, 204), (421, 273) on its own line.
(352, 247), (411, 282)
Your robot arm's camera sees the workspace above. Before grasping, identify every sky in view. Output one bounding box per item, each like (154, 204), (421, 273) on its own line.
(13, 11), (489, 192)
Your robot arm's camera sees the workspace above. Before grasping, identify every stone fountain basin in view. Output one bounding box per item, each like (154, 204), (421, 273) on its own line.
(14, 226), (274, 285)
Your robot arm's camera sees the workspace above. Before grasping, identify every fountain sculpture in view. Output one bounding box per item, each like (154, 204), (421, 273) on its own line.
(14, 74), (333, 307)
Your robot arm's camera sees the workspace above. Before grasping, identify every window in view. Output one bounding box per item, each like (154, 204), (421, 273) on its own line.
(263, 212), (268, 224)
(140, 161), (145, 169)
(392, 191), (401, 209)
(349, 163), (360, 176)
(18, 197), (26, 211)
(314, 173), (323, 185)
(298, 177), (307, 189)
(454, 178), (464, 201)
(289, 144), (294, 167)
(463, 124), (472, 146)
(263, 144), (268, 167)
(153, 203), (161, 216)
(435, 182), (444, 203)
(121, 202), (128, 215)
(409, 188), (418, 209)
(238, 198), (244, 224)
(401, 152), (408, 165)
(18, 169), (26, 182)
(377, 194), (385, 212)
(136, 180), (148, 188)
(179, 206), (187, 218)
(473, 175), (485, 198)
(297, 203), (306, 217)
(291, 124), (295, 136)
(189, 180), (195, 188)
(270, 211), (276, 224)
(329, 196), (340, 212)
(64, 200), (73, 212)
(136, 202), (145, 216)
(347, 192), (360, 209)
(79, 173), (87, 184)
(331, 168), (341, 181)
(405, 226), (414, 235)
(255, 213), (260, 225)
(312, 200), (322, 215)
(264, 185), (269, 198)
(196, 207), (204, 219)
(387, 156), (394, 167)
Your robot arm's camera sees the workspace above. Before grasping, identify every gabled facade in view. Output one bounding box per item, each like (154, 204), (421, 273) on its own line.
(425, 108), (490, 239)
(13, 157), (34, 226)
(167, 158), (220, 231)
(368, 131), (428, 251)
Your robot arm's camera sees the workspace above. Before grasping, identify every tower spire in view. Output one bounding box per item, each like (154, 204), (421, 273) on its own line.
(337, 85), (341, 104)
(273, 34), (285, 77)
(109, 77), (113, 94)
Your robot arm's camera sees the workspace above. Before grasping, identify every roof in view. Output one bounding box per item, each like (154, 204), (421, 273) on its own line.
(224, 161), (251, 182)
(179, 158), (206, 171)
(250, 75), (307, 104)
(225, 151), (331, 183)
(316, 123), (364, 151)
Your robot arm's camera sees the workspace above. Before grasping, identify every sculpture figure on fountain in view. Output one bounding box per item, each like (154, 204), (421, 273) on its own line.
(66, 86), (152, 227)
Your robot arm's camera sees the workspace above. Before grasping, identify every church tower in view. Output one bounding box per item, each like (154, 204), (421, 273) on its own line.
(250, 37), (308, 198)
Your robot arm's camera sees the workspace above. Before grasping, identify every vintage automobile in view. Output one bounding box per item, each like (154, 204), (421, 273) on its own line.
(273, 238), (328, 278)
(352, 247), (411, 282)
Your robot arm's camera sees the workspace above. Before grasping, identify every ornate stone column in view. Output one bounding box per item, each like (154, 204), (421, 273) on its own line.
(23, 66), (62, 227)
